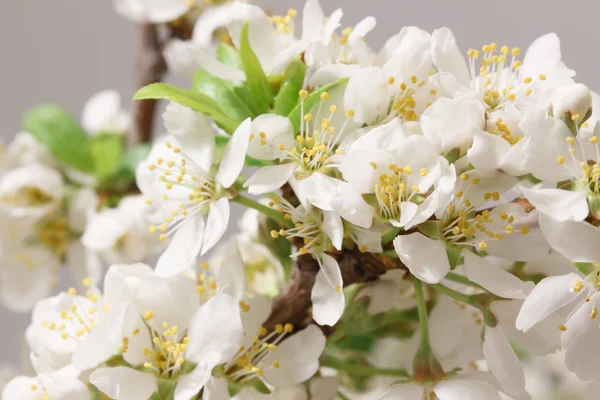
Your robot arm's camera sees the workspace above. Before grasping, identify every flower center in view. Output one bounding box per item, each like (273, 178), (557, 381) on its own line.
(139, 311), (189, 377)
(466, 43), (546, 111)
(1, 186), (54, 207)
(147, 142), (218, 242)
(372, 162), (424, 220)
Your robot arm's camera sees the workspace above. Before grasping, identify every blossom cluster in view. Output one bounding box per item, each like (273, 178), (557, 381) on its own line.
(2, 0), (600, 399)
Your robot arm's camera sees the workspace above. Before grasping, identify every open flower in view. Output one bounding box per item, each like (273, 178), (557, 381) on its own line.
(431, 28), (574, 111)
(2, 366), (88, 400)
(234, 86), (373, 228)
(137, 103), (247, 274)
(0, 188), (100, 312)
(269, 196), (345, 326)
(340, 119), (455, 230)
(520, 112), (600, 221)
(517, 215), (600, 382)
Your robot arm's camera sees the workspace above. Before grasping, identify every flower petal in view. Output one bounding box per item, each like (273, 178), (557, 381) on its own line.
(311, 263), (344, 326)
(245, 164), (295, 195)
(521, 186), (588, 222)
(216, 118), (251, 188)
(90, 367), (156, 400)
(322, 211), (344, 251)
(516, 273), (583, 332)
(483, 325), (527, 397)
(393, 233), (450, 284)
(540, 215), (600, 263)
(263, 325), (326, 387)
(155, 215), (205, 277)
(201, 197), (230, 256)
(431, 27), (470, 87)
(463, 252), (534, 299)
(185, 294), (243, 363)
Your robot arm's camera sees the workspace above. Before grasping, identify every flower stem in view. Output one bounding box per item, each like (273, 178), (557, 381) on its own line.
(232, 194), (291, 227)
(412, 275), (444, 381)
(430, 283), (474, 306)
(320, 355), (408, 377)
(444, 272), (483, 289)
(412, 276), (430, 352)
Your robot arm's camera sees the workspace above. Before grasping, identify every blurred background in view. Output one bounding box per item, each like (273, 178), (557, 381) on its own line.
(0, 0), (596, 396)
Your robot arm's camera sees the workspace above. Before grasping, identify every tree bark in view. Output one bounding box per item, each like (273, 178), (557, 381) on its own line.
(130, 23), (167, 146)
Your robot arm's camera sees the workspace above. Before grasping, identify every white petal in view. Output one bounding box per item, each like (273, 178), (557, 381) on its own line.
(311, 263), (344, 326)
(301, 173), (340, 211)
(431, 27), (470, 87)
(379, 384), (423, 400)
(72, 323), (115, 371)
(185, 294), (243, 363)
(540, 215), (600, 263)
(309, 64), (360, 87)
(81, 89), (124, 134)
(393, 233), (450, 284)
(263, 325), (326, 387)
(397, 202), (418, 227)
(216, 118), (251, 188)
(344, 67), (390, 125)
(491, 300), (561, 355)
(328, 182), (375, 229)
(521, 186), (588, 221)
(348, 17), (376, 67)
(247, 114), (294, 161)
(322, 211), (344, 251)
(467, 129), (512, 171)
(201, 377), (230, 400)
(301, 0), (325, 41)
(174, 353), (222, 400)
(245, 164), (295, 195)
(81, 212), (126, 251)
(434, 377), (502, 400)
(90, 367), (156, 400)
(463, 252), (534, 299)
(201, 198), (230, 255)
(562, 295), (600, 381)
(429, 296), (467, 358)
(113, 0), (190, 23)
(155, 215), (205, 277)
(483, 325), (527, 397)
(516, 273), (583, 332)
(163, 102), (216, 171)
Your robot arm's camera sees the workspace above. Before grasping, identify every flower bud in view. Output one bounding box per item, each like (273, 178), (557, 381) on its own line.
(551, 83), (593, 134)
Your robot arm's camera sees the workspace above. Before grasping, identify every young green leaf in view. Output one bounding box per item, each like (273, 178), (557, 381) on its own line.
(287, 78), (349, 132)
(239, 21), (273, 113)
(88, 133), (124, 180)
(274, 60), (307, 116)
(193, 69), (254, 121)
(216, 43), (243, 70)
(24, 104), (94, 173)
(134, 83), (239, 134)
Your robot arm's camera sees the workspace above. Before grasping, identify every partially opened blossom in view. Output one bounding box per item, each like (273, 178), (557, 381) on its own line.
(137, 103), (247, 274)
(81, 90), (131, 136)
(81, 195), (161, 265)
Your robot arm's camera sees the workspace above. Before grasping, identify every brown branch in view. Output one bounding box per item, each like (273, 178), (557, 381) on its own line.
(130, 23), (167, 147)
(262, 246), (404, 333)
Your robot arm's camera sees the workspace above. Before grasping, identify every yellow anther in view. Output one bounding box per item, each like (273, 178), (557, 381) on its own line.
(520, 226), (530, 235)
(557, 155), (565, 165)
(591, 307), (598, 319)
(284, 323), (294, 332)
(590, 136), (599, 144)
(320, 92), (329, 100)
(511, 47), (521, 56)
(388, 76), (396, 85)
(299, 89), (308, 98)
(346, 110), (355, 118)
(558, 324), (567, 331)
(479, 241), (487, 250)
(67, 287), (76, 296)
(573, 280), (584, 292)
(143, 310), (154, 320)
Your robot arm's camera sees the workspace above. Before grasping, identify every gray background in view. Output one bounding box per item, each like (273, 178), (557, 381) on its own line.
(0, 0), (597, 369)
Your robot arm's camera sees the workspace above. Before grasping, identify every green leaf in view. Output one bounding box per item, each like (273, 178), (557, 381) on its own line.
(274, 60), (307, 116)
(217, 43), (243, 70)
(240, 21), (273, 113)
(134, 83), (239, 134)
(24, 105), (93, 173)
(88, 133), (124, 180)
(287, 78), (349, 132)
(193, 69), (254, 122)
(444, 147), (461, 164)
